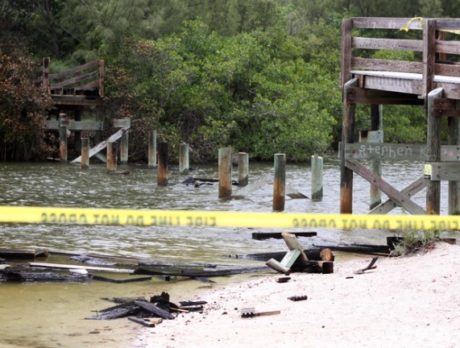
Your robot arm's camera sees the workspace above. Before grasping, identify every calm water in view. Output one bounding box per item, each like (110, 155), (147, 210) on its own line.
(0, 160), (454, 348)
(0, 160), (452, 261)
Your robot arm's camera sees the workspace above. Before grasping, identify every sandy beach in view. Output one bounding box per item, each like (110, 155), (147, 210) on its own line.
(134, 242), (460, 348)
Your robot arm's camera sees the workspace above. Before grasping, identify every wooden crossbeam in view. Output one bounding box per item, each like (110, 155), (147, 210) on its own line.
(346, 87), (424, 105)
(369, 177), (427, 214)
(345, 159), (426, 214)
(433, 98), (460, 117)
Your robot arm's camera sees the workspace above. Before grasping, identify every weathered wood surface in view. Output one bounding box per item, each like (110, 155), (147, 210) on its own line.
(0, 248), (48, 260)
(272, 153), (286, 212)
(218, 147), (232, 199)
(29, 262), (135, 274)
(90, 275), (152, 283)
(448, 116), (460, 214)
(134, 300), (175, 320)
(0, 267), (88, 282)
(345, 159), (425, 214)
(352, 17), (423, 30)
(369, 177), (427, 214)
(353, 37), (422, 52)
(352, 58), (423, 74)
(157, 142), (168, 186)
(346, 87), (423, 105)
(341, 18), (353, 86)
(426, 162), (460, 181)
(252, 231), (317, 240)
(45, 120), (104, 131)
(423, 19), (436, 97)
(238, 152), (249, 187)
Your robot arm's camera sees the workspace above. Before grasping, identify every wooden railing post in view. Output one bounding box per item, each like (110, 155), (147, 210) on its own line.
(120, 130), (129, 165)
(218, 147), (232, 199)
(80, 137), (90, 170)
(148, 130), (157, 168)
(157, 142), (168, 186)
(448, 116), (460, 214)
(273, 153), (286, 212)
(422, 19), (436, 97)
(98, 59), (105, 98)
(341, 18), (353, 87)
(311, 154), (323, 202)
(58, 113), (68, 162)
(107, 141), (117, 172)
(42, 57), (50, 94)
(370, 104), (383, 210)
(426, 87), (444, 214)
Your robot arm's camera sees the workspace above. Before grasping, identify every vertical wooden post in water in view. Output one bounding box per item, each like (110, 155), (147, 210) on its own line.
(238, 152), (249, 187)
(218, 147), (232, 199)
(273, 153), (286, 212)
(426, 87), (443, 214)
(80, 137), (90, 170)
(148, 130), (157, 168)
(179, 143), (190, 175)
(448, 116), (460, 214)
(120, 130), (129, 165)
(157, 142), (168, 186)
(58, 113), (68, 162)
(369, 104), (383, 210)
(107, 141), (117, 172)
(311, 154), (323, 202)
(340, 78), (357, 213)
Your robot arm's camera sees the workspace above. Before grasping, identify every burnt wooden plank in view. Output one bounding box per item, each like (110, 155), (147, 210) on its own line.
(134, 300), (175, 320)
(426, 87), (444, 214)
(352, 58), (423, 74)
(252, 232), (316, 240)
(353, 37), (422, 52)
(345, 159), (425, 214)
(369, 177), (427, 214)
(352, 17), (423, 30)
(346, 87), (423, 105)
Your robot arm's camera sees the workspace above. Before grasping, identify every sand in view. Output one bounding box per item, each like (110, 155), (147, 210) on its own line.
(133, 242), (460, 348)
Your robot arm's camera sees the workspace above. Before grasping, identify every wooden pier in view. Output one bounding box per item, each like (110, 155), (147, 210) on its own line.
(340, 17), (460, 215)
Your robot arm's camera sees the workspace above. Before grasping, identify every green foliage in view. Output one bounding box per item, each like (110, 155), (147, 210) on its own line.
(392, 230), (439, 256)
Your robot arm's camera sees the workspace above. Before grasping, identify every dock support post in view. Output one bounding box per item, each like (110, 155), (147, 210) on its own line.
(273, 153), (286, 212)
(107, 141), (117, 172)
(311, 154), (323, 202)
(238, 152), (249, 187)
(120, 130), (129, 165)
(340, 78), (357, 213)
(370, 104), (383, 210)
(426, 88), (443, 214)
(80, 137), (90, 170)
(157, 142), (168, 186)
(218, 147), (232, 199)
(448, 116), (460, 214)
(148, 130), (157, 168)
(179, 143), (190, 175)
(58, 113), (68, 162)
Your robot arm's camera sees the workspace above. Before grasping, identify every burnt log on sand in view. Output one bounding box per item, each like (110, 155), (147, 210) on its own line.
(252, 231), (317, 240)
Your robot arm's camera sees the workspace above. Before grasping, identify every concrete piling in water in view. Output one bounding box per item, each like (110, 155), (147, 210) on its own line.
(311, 154), (323, 202)
(157, 142), (168, 186)
(273, 153), (286, 212)
(218, 147), (232, 199)
(80, 137), (90, 170)
(179, 143), (190, 175)
(58, 113), (68, 162)
(120, 130), (129, 165)
(148, 130), (157, 168)
(107, 141), (117, 172)
(238, 152), (249, 187)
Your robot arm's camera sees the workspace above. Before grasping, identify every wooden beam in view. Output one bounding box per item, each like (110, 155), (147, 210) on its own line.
(346, 87), (424, 105)
(369, 177), (427, 214)
(423, 19), (436, 97)
(340, 78), (358, 213)
(426, 87), (444, 214)
(369, 105), (382, 210)
(352, 57), (423, 74)
(29, 262), (134, 274)
(345, 159), (425, 214)
(436, 40), (460, 55)
(45, 120), (104, 131)
(363, 75), (423, 95)
(352, 17), (423, 30)
(341, 19), (353, 86)
(353, 37), (422, 52)
(427, 162), (460, 181)
(433, 98), (460, 117)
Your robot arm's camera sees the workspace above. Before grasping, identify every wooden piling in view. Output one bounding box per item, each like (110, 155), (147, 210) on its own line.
(311, 154), (323, 202)
(238, 152), (249, 187)
(369, 104), (383, 210)
(148, 130), (157, 168)
(120, 130), (129, 165)
(107, 141), (117, 172)
(426, 87), (443, 214)
(218, 147), (232, 199)
(448, 116), (460, 214)
(80, 137), (90, 170)
(179, 143), (190, 175)
(58, 113), (68, 162)
(340, 78), (357, 213)
(273, 153), (286, 212)
(157, 142), (168, 186)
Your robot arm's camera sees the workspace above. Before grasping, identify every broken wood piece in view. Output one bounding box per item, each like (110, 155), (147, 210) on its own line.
(0, 248), (48, 260)
(134, 300), (175, 320)
(240, 308), (281, 318)
(354, 257), (378, 275)
(266, 232), (309, 274)
(320, 248), (335, 262)
(288, 295), (308, 302)
(90, 274), (152, 283)
(29, 262), (135, 274)
(252, 232), (317, 240)
(276, 276), (291, 283)
(128, 317), (162, 327)
(88, 303), (140, 320)
(179, 300), (207, 306)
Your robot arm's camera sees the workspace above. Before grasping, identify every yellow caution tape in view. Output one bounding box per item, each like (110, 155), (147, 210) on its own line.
(401, 16), (460, 35)
(0, 205), (460, 231)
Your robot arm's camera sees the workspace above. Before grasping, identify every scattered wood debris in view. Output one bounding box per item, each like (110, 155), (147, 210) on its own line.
(354, 257), (378, 275)
(240, 308), (281, 318)
(276, 276), (291, 283)
(252, 231), (317, 240)
(287, 295), (308, 302)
